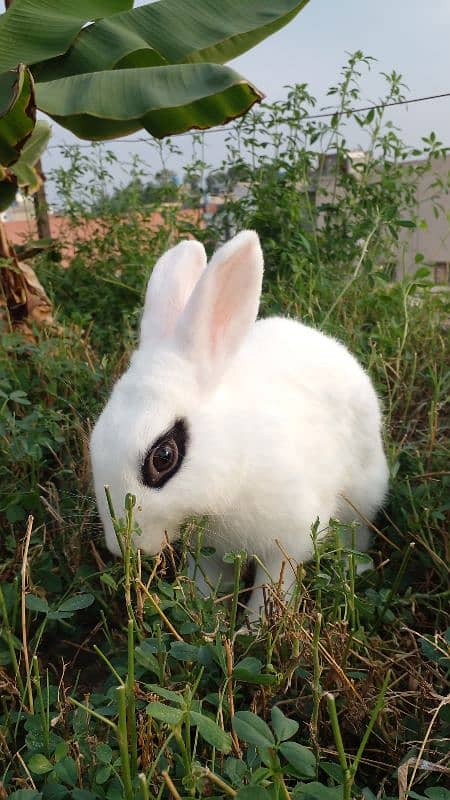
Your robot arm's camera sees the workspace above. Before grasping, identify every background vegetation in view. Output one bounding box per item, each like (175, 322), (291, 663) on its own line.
(0, 0), (310, 210)
(1, 55), (449, 800)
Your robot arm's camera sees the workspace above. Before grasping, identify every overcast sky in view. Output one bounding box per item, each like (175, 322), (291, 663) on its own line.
(44, 0), (450, 202)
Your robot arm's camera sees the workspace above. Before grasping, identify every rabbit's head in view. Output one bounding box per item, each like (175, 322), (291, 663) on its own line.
(90, 231), (263, 556)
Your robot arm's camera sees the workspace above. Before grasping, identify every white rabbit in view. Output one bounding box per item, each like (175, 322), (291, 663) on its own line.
(90, 231), (389, 620)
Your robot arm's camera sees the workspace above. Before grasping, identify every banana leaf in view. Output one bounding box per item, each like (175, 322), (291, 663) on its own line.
(33, 0), (310, 80)
(36, 63), (262, 140)
(0, 0), (133, 72)
(0, 65), (35, 166)
(0, 0), (309, 161)
(11, 120), (51, 189)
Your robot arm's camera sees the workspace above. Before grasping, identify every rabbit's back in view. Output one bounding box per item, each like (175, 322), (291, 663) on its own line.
(234, 316), (381, 424)
(210, 316), (388, 557)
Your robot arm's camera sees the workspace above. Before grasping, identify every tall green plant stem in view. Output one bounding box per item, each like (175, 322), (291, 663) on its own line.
(326, 693), (351, 800)
(127, 618), (138, 780)
(229, 552), (243, 635)
(32, 656), (49, 756)
(0, 585), (25, 696)
(326, 669), (391, 799)
(311, 611), (322, 763)
(117, 685), (134, 800)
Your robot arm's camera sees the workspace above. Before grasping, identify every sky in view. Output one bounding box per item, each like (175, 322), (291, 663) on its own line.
(43, 0), (450, 203)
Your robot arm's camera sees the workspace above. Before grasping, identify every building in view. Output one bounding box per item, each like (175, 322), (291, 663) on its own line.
(396, 155), (450, 285)
(0, 192), (34, 223)
(315, 150), (450, 285)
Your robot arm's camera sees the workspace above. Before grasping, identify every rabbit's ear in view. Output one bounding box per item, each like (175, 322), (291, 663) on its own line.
(139, 239), (207, 346)
(175, 230), (263, 390)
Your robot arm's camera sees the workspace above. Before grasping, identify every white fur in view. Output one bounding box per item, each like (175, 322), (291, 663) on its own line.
(90, 231), (389, 619)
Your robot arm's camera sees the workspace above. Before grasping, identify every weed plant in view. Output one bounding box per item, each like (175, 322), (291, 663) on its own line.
(0, 54), (449, 800)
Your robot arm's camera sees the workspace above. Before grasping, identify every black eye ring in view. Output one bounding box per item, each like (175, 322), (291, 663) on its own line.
(141, 419), (188, 490)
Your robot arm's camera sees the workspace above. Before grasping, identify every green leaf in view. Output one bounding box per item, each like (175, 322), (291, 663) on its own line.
(0, 174), (18, 212)
(54, 756), (78, 786)
(0, 65), (35, 166)
(11, 120), (51, 190)
(413, 267), (431, 280)
(48, 610), (75, 621)
(232, 711), (275, 749)
(271, 706), (299, 741)
(96, 743), (113, 764)
(135, 646), (161, 676)
(190, 710), (232, 753)
(95, 764), (112, 784)
(25, 594), (49, 614)
(1, 0), (311, 143)
(223, 550), (248, 564)
(279, 741), (316, 778)
(425, 789), (450, 800)
(395, 219), (416, 228)
(233, 657), (277, 686)
(320, 762), (344, 783)
(99, 572), (118, 590)
(419, 635), (450, 666)
(8, 792), (43, 800)
(169, 640), (200, 661)
(293, 782), (343, 800)
(28, 753), (53, 775)
(57, 593), (94, 613)
(35, 63), (262, 140)
(234, 656), (262, 672)
(235, 788), (272, 800)
(146, 701), (184, 725)
(0, 0), (133, 72)
(34, 0), (310, 80)
(144, 683), (184, 706)
(224, 757), (247, 784)
(42, 783), (68, 800)
(54, 741), (68, 761)
(9, 389), (30, 403)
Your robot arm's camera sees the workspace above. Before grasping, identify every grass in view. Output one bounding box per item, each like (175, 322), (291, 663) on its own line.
(1, 57), (449, 800)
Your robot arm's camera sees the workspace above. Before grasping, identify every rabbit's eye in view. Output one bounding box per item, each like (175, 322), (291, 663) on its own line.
(145, 439), (178, 484)
(141, 419), (188, 489)
(152, 441), (178, 473)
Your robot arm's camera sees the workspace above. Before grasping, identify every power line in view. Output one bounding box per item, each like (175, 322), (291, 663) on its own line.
(47, 89), (450, 150)
(304, 91), (450, 120)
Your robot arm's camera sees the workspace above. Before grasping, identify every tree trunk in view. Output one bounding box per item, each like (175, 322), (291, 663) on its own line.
(32, 158), (52, 239)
